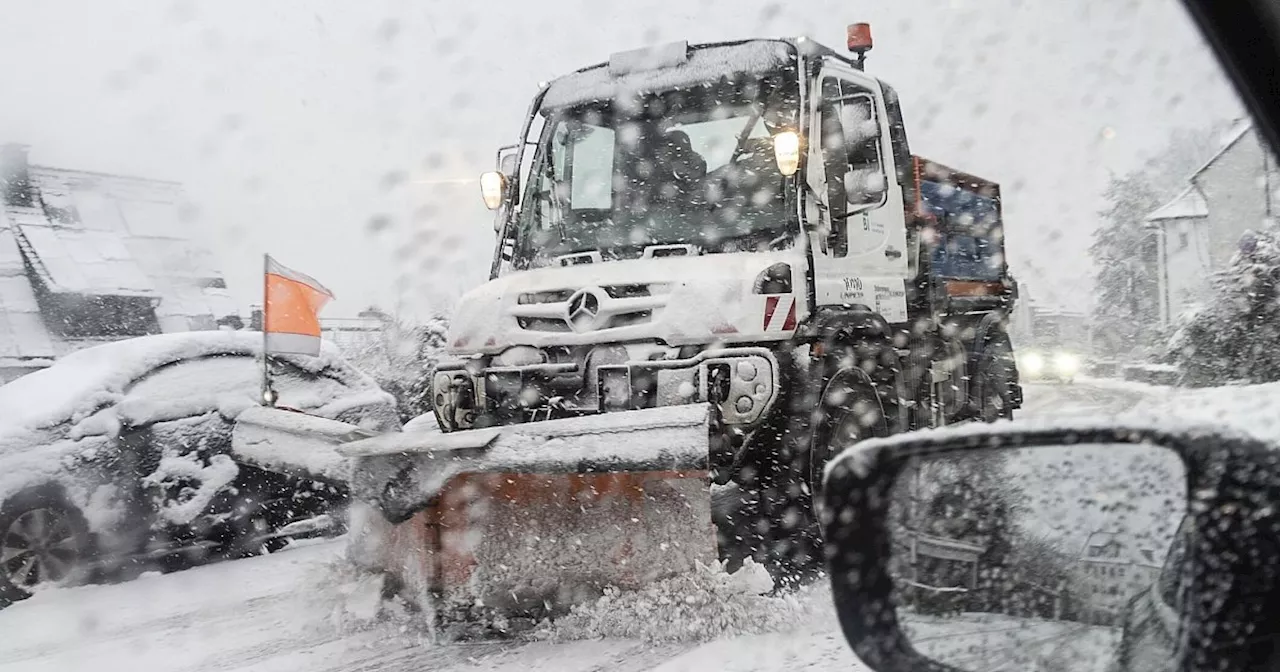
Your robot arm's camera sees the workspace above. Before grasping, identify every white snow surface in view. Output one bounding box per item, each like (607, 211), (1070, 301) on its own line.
(533, 560), (796, 643)
(0, 538), (1113, 672)
(0, 383), (1156, 671)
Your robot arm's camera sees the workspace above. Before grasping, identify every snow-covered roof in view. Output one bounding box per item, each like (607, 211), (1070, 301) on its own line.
(0, 158), (238, 362)
(1146, 185), (1208, 222)
(0, 227), (54, 360)
(1078, 530), (1161, 567)
(1189, 118), (1255, 180)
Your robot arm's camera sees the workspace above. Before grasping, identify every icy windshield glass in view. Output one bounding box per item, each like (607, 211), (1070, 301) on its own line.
(1, 1), (1273, 670)
(510, 72), (799, 269)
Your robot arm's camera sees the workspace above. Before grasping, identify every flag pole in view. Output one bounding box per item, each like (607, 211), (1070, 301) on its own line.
(261, 252), (274, 407)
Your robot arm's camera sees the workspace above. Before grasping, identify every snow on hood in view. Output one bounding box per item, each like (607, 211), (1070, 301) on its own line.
(448, 249), (805, 355)
(0, 331), (385, 445)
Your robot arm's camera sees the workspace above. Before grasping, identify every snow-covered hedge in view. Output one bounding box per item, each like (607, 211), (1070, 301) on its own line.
(1173, 229), (1280, 386)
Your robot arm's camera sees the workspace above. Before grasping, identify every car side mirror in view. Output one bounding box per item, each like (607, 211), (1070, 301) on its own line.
(819, 424), (1280, 672)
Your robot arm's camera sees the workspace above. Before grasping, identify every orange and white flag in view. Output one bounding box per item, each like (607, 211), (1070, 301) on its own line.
(264, 255), (334, 356)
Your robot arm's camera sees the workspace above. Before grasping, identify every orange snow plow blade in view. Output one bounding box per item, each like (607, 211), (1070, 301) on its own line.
(338, 404), (716, 617)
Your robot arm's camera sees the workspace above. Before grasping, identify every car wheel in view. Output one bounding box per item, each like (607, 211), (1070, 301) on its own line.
(0, 494), (90, 605)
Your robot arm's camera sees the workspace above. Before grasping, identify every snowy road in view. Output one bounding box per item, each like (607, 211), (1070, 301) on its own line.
(0, 380), (1154, 672)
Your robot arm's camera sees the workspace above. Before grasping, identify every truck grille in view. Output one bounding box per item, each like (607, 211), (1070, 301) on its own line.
(605, 310), (652, 328)
(512, 284), (667, 333)
(517, 317), (572, 332)
(518, 290), (574, 305)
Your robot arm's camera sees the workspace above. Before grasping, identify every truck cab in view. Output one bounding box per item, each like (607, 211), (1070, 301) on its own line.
(435, 29), (1020, 489)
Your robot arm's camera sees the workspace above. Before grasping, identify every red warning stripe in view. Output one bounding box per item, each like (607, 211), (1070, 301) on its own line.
(763, 296), (780, 330)
(762, 296), (798, 332)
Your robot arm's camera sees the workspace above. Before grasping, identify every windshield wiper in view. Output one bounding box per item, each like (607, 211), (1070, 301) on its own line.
(542, 155), (569, 242)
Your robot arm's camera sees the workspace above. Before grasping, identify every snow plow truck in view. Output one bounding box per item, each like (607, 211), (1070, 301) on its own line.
(337, 25), (1022, 621)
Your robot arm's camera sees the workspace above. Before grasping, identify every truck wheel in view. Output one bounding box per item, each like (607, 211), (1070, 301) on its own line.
(976, 335), (1016, 422)
(809, 367), (889, 498)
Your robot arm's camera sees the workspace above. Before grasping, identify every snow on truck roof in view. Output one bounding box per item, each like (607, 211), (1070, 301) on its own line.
(0, 331), (363, 435)
(540, 40), (797, 110)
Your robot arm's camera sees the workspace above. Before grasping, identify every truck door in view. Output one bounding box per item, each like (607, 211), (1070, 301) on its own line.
(806, 62), (909, 323)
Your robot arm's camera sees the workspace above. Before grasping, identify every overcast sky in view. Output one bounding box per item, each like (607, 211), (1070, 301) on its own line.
(0, 0), (1243, 317)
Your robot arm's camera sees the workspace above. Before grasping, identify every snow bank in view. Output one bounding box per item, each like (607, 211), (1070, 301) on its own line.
(533, 560), (812, 643)
(1129, 381), (1280, 444)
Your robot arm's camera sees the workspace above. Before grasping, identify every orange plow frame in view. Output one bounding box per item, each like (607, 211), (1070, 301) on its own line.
(341, 405), (717, 616)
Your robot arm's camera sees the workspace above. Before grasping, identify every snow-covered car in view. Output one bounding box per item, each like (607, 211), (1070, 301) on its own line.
(0, 332), (399, 606)
(1016, 347), (1083, 383)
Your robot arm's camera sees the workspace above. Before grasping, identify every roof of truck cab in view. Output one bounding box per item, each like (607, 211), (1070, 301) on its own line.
(539, 38), (869, 110)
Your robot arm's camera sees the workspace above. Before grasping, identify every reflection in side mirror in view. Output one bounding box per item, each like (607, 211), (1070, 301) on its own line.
(885, 443), (1187, 672)
(480, 170), (506, 211)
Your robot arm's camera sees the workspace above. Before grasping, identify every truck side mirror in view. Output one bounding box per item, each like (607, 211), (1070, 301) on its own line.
(499, 152), (519, 186)
(485, 146), (523, 225)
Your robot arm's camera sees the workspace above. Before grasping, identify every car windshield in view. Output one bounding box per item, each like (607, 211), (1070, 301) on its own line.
(2, 2), (1277, 671)
(510, 72), (799, 269)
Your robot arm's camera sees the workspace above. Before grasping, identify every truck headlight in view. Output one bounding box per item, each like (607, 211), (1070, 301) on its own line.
(480, 171), (506, 210)
(773, 131), (800, 177)
(1019, 352), (1044, 375)
(1053, 352), (1080, 375)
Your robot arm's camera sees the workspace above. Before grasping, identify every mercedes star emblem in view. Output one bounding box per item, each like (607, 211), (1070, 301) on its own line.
(566, 288), (602, 331)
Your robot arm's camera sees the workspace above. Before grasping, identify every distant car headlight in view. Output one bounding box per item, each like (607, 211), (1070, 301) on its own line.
(1053, 352), (1080, 375)
(1019, 352), (1044, 375)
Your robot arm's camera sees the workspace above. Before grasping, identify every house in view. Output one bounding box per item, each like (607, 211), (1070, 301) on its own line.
(0, 144), (238, 383)
(1073, 530), (1163, 622)
(1148, 120), (1279, 327)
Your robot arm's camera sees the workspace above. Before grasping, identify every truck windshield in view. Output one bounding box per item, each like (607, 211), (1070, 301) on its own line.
(510, 73), (799, 270)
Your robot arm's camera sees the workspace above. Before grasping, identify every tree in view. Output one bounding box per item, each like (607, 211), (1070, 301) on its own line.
(1090, 125), (1227, 358)
(340, 314), (450, 421)
(1091, 174), (1164, 356)
(896, 452), (1029, 613)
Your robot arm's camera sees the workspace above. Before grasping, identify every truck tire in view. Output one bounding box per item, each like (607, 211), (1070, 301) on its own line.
(975, 335), (1016, 422)
(760, 363), (889, 587)
(810, 366), (889, 496)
